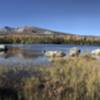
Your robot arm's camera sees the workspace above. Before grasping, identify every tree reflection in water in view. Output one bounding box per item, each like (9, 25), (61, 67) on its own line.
(1, 47), (43, 59)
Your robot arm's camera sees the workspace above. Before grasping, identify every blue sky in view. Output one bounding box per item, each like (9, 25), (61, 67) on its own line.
(0, 0), (100, 36)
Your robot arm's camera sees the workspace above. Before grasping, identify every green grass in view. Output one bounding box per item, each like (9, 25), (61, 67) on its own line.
(0, 58), (100, 100)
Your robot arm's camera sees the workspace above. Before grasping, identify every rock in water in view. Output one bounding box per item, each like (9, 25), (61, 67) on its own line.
(44, 51), (66, 57)
(68, 47), (81, 57)
(0, 45), (7, 51)
(91, 49), (100, 56)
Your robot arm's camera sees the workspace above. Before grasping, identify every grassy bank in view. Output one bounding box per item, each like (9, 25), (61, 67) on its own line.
(0, 57), (100, 100)
(0, 35), (100, 45)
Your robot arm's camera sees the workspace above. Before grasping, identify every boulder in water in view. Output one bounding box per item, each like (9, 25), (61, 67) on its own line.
(91, 49), (100, 56)
(44, 50), (66, 57)
(68, 47), (81, 57)
(0, 45), (8, 51)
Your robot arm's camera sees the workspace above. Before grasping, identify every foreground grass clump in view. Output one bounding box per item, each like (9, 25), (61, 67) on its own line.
(0, 58), (100, 100)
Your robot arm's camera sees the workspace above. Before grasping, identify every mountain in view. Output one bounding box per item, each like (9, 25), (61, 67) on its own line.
(0, 26), (68, 35)
(0, 26), (100, 45)
(0, 26), (99, 41)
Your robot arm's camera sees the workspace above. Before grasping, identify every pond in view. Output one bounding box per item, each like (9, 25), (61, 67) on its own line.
(0, 44), (100, 67)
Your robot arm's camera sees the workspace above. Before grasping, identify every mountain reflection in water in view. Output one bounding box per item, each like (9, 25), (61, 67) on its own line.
(0, 46), (49, 67)
(3, 47), (43, 59)
(1, 44), (100, 67)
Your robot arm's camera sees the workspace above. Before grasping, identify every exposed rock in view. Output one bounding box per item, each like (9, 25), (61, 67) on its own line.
(91, 49), (100, 56)
(44, 51), (66, 57)
(68, 47), (81, 57)
(0, 45), (8, 51)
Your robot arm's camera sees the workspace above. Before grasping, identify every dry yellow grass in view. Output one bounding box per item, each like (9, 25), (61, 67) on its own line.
(0, 57), (100, 100)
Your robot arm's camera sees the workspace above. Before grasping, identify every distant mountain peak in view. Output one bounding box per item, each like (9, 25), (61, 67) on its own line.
(0, 26), (69, 36)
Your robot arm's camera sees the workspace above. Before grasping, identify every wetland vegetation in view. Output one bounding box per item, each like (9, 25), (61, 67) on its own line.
(0, 34), (100, 45)
(0, 56), (100, 100)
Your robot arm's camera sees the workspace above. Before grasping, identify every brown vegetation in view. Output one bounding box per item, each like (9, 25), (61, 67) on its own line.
(0, 57), (100, 100)
(0, 33), (100, 45)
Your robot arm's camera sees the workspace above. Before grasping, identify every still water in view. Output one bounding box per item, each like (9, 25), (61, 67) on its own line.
(0, 44), (100, 67)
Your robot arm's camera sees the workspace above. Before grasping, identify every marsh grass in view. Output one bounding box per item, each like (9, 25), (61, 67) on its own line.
(0, 58), (100, 100)
(0, 35), (100, 45)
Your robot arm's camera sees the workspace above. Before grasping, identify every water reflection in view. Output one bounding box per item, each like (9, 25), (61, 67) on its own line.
(3, 47), (43, 59)
(0, 46), (49, 67)
(0, 44), (100, 67)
